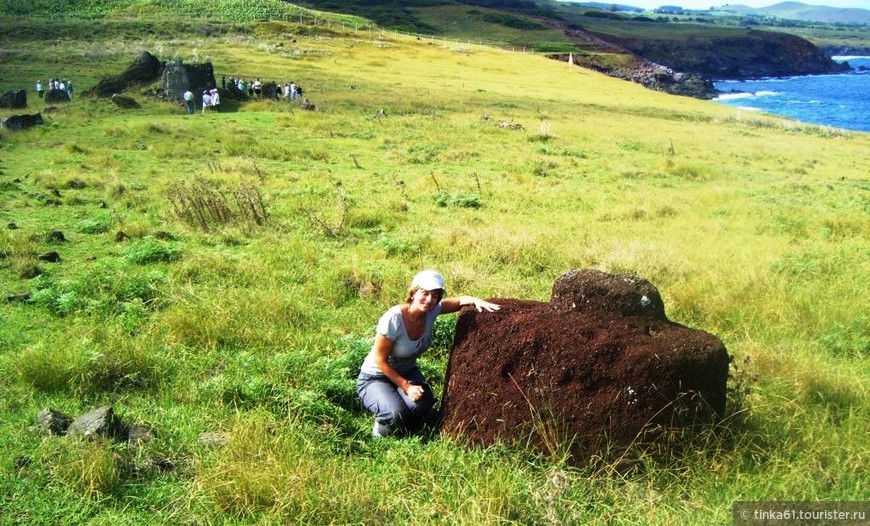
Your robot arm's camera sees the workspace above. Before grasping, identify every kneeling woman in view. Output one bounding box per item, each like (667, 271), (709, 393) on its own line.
(357, 270), (500, 438)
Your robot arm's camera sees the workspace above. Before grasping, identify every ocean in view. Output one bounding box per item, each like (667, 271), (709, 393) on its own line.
(712, 57), (870, 133)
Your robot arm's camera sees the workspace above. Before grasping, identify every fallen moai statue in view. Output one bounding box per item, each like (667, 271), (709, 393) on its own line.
(440, 269), (729, 464)
(0, 89), (27, 109)
(1, 113), (43, 131)
(84, 50), (162, 98)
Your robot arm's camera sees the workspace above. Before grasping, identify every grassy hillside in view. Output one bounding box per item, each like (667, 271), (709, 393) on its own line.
(1, 9), (868, 525)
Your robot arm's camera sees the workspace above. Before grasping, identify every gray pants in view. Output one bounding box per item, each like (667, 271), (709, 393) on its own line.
(356, 368), (436, 432)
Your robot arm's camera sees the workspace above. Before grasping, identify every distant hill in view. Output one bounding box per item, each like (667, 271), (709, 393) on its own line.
(714, 2), (870, 25)
(575, 2), (643, 12)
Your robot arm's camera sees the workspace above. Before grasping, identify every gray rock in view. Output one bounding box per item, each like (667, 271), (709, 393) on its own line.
(37, 251), (61, 263)
(1, 113), (43, 131)
(0, 90), (27, 109)
(159, 60), (216, 103)
(68, 406), (128, 440)
(127, 424), (155, 445)
(197, 431), (230, 448)
(111, 94), (140, 109)
(44, 89), (70, 104)
(35, 407), (73, 435)
(85, 51), (163, 98)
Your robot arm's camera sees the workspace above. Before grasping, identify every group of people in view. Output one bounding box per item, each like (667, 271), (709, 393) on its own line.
(35, 78), (73, 100)
(222, 76), (304, 100)
(182, 88), (220, 115)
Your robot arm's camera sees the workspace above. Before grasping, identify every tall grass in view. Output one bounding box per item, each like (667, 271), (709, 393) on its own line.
(0, 11), (867, 525)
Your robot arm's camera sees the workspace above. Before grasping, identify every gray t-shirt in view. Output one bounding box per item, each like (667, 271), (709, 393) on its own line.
(360, 303), (443, 375)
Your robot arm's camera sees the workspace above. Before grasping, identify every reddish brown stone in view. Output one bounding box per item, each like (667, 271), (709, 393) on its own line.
(440, 269), (728, 464)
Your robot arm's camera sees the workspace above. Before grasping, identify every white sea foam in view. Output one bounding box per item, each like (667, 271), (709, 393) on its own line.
(716, 90), (778, 101)
(716, 92), (752, 100)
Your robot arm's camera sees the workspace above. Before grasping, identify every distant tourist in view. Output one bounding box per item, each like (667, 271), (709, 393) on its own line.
(65, 80), (73, 100)
(210, 88), (220, 113)
(183, 89), (194, 115)
(36, 80), (44, 99)
(202, 90), (211, 114)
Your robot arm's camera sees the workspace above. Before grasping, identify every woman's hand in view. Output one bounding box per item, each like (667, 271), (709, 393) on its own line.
(469, 298), (500, 312)
(440, 296), (501, 314)
(405, 383), (425, 402)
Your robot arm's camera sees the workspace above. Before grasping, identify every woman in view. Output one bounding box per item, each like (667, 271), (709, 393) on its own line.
(356, 270), (500, 438)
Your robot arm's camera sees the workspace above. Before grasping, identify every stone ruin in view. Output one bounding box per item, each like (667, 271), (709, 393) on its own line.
(80, 51), (220, 108)
(44, 89), (70, 104)
(160, 59), (216, 103)
(440, 269), (729, 464)
(0, 89), (27, 109)
(1, 113), (44, 131)
(84, 51), (164, 98)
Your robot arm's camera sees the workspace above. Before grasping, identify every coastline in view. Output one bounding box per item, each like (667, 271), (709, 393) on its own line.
(711, 56), (870, 132)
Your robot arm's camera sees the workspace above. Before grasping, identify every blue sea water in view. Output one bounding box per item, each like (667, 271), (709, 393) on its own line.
(713, 57), (870, 132)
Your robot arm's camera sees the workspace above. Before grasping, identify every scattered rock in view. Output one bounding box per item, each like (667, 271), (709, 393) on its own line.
(198, 432), (230, 448)
(153, 231), (175, 240)
(68, 406), (128, 441)
(46, 230), (66, 243)
(43, 105), (60, 114)
(497, 120), (525, 131)
(1, 113), (44, 131)
(299, 97), (316, 111)
(18, 264), (42, 279)
(0, 89), (27, 109)
(115, 231), (129, 242)
(35, 407), (74, 436)
(37, 251), (61, 263)
(111, 94), (140, 109)
(5, 292), (31, 303)
(128, 424), (155, 445)
(65, 179), (87, 190)
(7, 222), (18, 230)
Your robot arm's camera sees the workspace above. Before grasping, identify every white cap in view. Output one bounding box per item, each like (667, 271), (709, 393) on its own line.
(411, 269), (445, 292)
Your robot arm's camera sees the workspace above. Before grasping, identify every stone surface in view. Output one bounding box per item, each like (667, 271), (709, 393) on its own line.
(35, 407), (73, 435)
(1, 113), (43, 131)
(68, 406), (128, 440)
(440, 269), (729, 464)
(85, 51), (163, 98)
(0, 89), (27, 109)
(159, 60), (216, 103)
(44, 89), (70, 103)
(111, 94), (140, 109)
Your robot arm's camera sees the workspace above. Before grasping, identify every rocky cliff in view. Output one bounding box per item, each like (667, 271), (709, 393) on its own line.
(603, 29), (850, 80)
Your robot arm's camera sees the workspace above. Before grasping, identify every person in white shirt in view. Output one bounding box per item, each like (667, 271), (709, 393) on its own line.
(356, 270), (499, 438)
(183, 89), (194, 114)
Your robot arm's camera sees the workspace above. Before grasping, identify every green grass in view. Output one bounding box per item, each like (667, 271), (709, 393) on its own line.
(1, 8), (868, 525)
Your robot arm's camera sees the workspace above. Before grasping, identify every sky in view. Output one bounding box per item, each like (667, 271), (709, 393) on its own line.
(585, 0), (870, 10)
